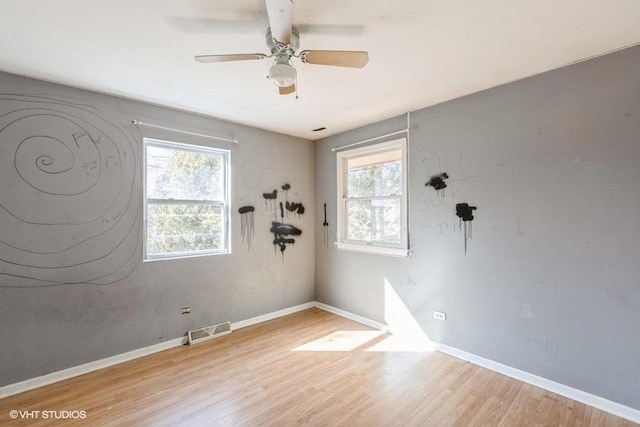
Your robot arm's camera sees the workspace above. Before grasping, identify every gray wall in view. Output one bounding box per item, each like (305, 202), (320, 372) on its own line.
(315, 45), (640, 409)
(0, 72), (315, 386)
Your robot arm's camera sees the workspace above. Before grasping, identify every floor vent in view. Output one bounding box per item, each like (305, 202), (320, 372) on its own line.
(188, 321), (231, 345)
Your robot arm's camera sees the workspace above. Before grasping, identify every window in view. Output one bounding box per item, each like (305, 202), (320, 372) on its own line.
(144, 138), (230, 260)
(336, 138), (408, 257)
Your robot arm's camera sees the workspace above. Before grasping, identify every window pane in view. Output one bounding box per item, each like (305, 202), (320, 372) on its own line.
(147, 203), (223, 256)
(147, 145), (224, 200)
(347, 160), (401, 198)
(346, 198), (401, 244)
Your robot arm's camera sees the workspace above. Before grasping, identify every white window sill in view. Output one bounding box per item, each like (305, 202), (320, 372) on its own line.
(144, 251), (230, 262)
(336, 242), (409, 258)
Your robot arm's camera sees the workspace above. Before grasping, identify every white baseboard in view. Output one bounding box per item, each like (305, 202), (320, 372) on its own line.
(313, 302), (390, 333)
(0, 302), (315, 400)
(3, 300), (639, 424)
(312, 302), (640, 424)
(433, 342), (640, 424)
(231, 302), (314, 330)
(0, 336), (187, 400)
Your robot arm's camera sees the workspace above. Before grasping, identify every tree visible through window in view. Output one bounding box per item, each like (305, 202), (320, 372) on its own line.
(144, 139), (229, 259)
(337, 138), (408, 256)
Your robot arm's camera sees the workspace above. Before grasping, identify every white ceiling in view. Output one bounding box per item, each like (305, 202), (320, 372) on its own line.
(1, 0), (639, 140)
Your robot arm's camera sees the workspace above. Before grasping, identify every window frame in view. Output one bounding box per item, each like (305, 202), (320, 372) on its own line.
(143, 138), (231, 261)
(336, 137), (409, 257)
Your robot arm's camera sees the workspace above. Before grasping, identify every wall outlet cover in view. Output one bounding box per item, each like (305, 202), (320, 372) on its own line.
(434, 311), (446, 321)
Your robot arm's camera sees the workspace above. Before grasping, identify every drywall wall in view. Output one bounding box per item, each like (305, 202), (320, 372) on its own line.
(315, 45), (640, 409)
(0, 72), (315, 386)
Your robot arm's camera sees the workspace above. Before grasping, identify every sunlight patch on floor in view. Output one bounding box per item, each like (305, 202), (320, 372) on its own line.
(291, 279), (434, 353)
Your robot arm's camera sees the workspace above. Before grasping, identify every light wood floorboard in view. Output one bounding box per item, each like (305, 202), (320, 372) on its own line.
(0, 308), (636, 426)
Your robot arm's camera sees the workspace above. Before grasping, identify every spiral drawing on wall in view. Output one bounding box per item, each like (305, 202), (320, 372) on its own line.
(0, 94), (141, 287)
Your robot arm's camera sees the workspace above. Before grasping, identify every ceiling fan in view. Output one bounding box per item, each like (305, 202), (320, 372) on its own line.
(194, 0), (369, 96)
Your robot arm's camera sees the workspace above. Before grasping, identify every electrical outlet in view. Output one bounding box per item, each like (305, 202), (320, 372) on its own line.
(181, 307), (191, 314)
(433, 310), (446, 321)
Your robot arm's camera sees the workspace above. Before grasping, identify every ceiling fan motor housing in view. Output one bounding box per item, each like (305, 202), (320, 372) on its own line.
(267, 27), (299, 87)
(266, 27), (300, 55)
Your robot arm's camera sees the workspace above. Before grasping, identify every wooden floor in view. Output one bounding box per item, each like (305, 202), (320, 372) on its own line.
(0, 308), (636, 426)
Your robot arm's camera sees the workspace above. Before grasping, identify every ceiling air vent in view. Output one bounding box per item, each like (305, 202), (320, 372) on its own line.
(188, 321), (231, 345)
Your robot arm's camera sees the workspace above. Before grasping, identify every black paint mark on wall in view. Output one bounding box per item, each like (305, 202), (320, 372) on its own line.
(426, 172), (449, 196)
(286, 201), (305, 216)
(261, 183), (306, 259)
(263, 189), (278, 200)
(455, 203), (477, 254)
(281, 183), (292, 216)
(426, 172), (449, 190)
(270, 221), (302, 258)
(282, 184), (290, 212)
(456, 203), (476, 221)
(262, 189), (278, 210)
(238, 206), (255, 251)
(322, 203), (329, 248)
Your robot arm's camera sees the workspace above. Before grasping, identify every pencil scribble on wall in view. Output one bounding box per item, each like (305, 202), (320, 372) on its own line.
(238, 205), (255, 251)
(0, 94), (141, 287)
(418, 153), (448, 214)
(455, 203), (477, 255)
(241, 160), (277, 203)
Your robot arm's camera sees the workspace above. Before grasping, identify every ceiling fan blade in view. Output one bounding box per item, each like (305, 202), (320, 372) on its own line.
(195, 53), (268, 63)
(279, 84), (295, 95)
(265, 0), (293, 45)
(300, 50), (369, 68)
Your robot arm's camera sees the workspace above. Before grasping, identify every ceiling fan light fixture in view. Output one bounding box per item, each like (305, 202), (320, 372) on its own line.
(269, 55), (296, 87)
